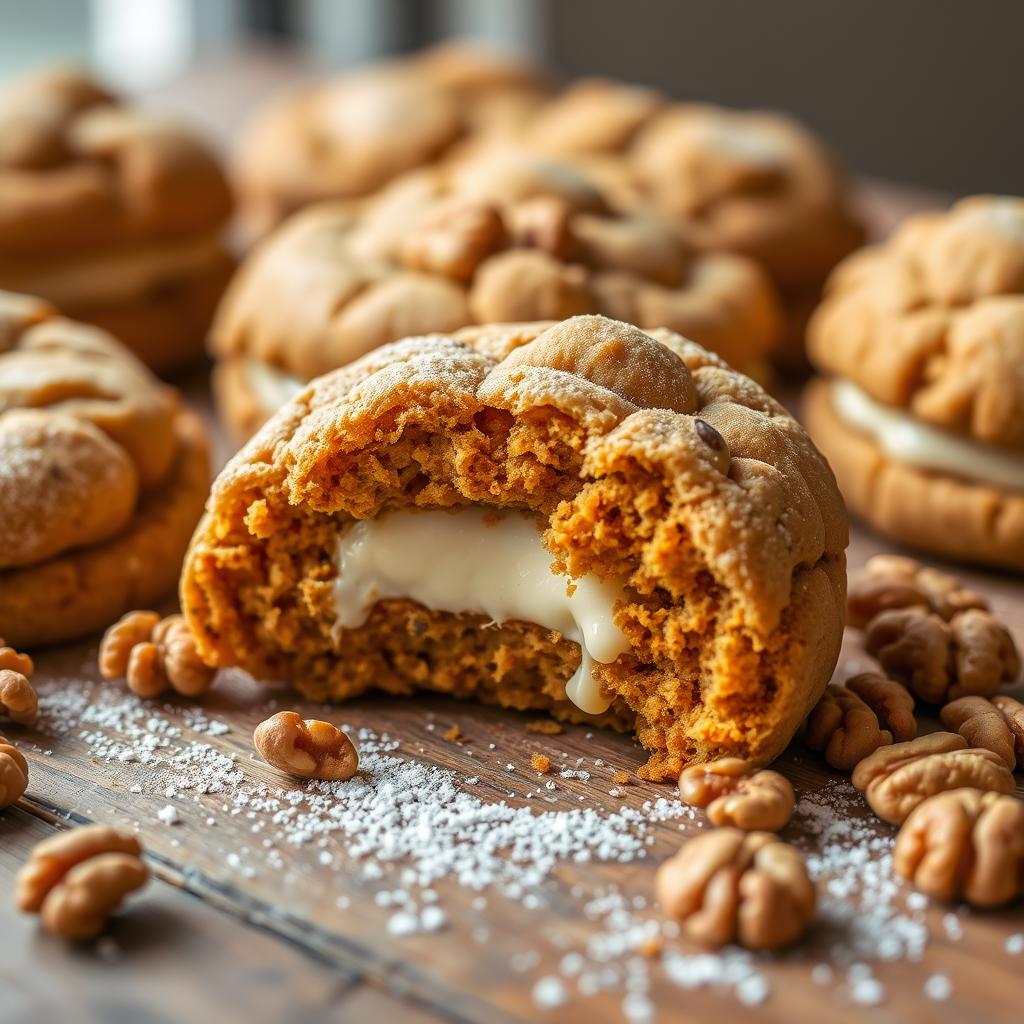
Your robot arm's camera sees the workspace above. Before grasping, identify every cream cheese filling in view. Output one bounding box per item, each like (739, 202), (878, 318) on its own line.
(243, 358), (305, 413)
(831, 378), (1024, 492)
(0, 232), (225, 309)
(331, 507), (631, 715)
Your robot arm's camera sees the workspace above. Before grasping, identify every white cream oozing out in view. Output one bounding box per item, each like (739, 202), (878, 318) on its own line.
(331, 508), (631, 715)
(831, 378), (1024, 492)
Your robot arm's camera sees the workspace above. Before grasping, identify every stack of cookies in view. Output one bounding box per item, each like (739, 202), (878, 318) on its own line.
(0, 68), (233, 373)
(805, 196), (1024, 570)
(0, 292), (209, 648)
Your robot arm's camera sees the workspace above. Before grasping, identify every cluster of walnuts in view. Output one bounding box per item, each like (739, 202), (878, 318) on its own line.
(806, 555), (1024, 909)
(8, 613), (365, 944)
(658, 553), (1024, 947)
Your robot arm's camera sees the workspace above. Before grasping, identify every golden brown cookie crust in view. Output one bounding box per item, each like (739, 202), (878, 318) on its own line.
(214, 149), (782, 438)
(184, 315), (846, 779)
(80, 247), (235, 374)
(0, 294), (211, 646)
(803, 377), (1024, 572)
(0, 407), (209, 648)
(630, 104), (865, 293)
(0, 67), (232, 373)
(0, 68), (231, 253)
(809, 197), (1024, 451)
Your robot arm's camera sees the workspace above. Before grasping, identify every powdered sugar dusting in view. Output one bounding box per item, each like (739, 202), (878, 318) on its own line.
(20, 676), (1005, 1017)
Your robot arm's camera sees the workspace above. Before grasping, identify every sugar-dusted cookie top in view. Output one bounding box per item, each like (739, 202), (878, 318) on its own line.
(0, 291), (179, 568)
(219, 314), (846, 637)
(809, 196), (1024, 451)
(630, 104), (864, 291)
(214, 147), (781, 381)
(0, 68), (231, 254)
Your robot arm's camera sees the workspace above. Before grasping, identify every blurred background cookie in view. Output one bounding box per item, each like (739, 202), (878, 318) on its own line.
(213, 146), (782, 439)
(234, 42), (550, 241)
(0, 291), (210, 647)
(0, 67), (233, 375)
(804, 196), (1024, 571)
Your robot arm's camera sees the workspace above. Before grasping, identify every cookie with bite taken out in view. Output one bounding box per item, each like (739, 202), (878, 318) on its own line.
(183, 314), (846, 780)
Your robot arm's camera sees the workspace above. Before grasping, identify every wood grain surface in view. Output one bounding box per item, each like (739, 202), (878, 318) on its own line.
(1, 48), (1022, 1024)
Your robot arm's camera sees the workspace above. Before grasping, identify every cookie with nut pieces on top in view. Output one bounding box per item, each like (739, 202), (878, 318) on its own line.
(183, 313), (846, 781)
(0, 67), (233, 373)
(804, 196), (1024, 571)
(213, 144), (782, 440)
(0, 291), (210, 648)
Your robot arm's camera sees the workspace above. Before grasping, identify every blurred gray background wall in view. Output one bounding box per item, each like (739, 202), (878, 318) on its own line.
(1, 0), (1021, 195)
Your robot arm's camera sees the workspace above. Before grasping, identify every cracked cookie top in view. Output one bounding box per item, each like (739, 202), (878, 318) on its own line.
(214, 147), (782, 381)
(809, 196), (1024, 450)
(0, 67), (231, 255)
(0, 291), (180, 569)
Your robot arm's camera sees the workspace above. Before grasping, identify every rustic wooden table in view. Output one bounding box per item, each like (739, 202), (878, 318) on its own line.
(2, 50), (1022, 1024)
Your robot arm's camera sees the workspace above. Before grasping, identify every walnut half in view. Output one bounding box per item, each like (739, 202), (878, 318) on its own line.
(656, 829), (815, 950)
(865, 607), (1020, 704)
(847, 555), (987, 628)
(804, 683), (892, 770)
(851, 731), (1016, 825)
(940, 696), (1016, 770)
(253, 712), (360, 781)
(678, 757), (795, 832)
(895, 788), (1024, 907)
(0, 732), (28, 808)
(99, 611), (215, 698)
(16, 824), (149, 940)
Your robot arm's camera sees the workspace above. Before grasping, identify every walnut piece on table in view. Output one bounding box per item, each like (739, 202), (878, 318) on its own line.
(0, 668), (37, 725)
(678, 757), (795, 832)
(992, 695), (1024, 762)
(254, 711), (360, 781)
(851, 731), (1016, 825)
(940, 696), (1017, 770)
(99, 610), (216, 698)
(895, 788), (1024, 907)
(865, 607), (1020, 704)
(0, 732), (28, 808)
(655, 828), (815, 950)
(845, 671), (916, 742)
(804, 683), (892, 770)
(16, 824), (149, 940)
(847, 555), (988, 628)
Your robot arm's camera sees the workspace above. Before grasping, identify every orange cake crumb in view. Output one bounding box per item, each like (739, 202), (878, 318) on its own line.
(531, 752), (552, 773)
(443, 724), (463, 743)
(612, 769), (631, 785)
(526, 719), (564, 736)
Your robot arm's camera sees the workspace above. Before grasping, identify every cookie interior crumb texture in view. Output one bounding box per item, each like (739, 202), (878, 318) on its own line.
(182, 315), (847, 779)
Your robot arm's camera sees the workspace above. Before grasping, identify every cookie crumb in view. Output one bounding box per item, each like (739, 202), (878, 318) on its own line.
(531, 752), (551, 773)
(612, 769), (631, 785)
(443, 724), (463, 743)
(526, 719), (563, 735)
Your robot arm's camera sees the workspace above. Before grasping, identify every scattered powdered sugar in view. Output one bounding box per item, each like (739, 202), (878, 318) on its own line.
(25, 677), (1009, 1018)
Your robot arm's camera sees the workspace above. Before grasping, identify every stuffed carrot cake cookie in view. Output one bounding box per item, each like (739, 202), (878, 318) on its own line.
(183, 315), (846, 779)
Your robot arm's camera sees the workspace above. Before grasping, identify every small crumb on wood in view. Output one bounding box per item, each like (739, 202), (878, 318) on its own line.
(526, 719), (563, 735)
(531, 752), (552, 773)
(443, 724), (462, 742)
(612, 769), (631, 785)
(639, 936), (662, 958)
